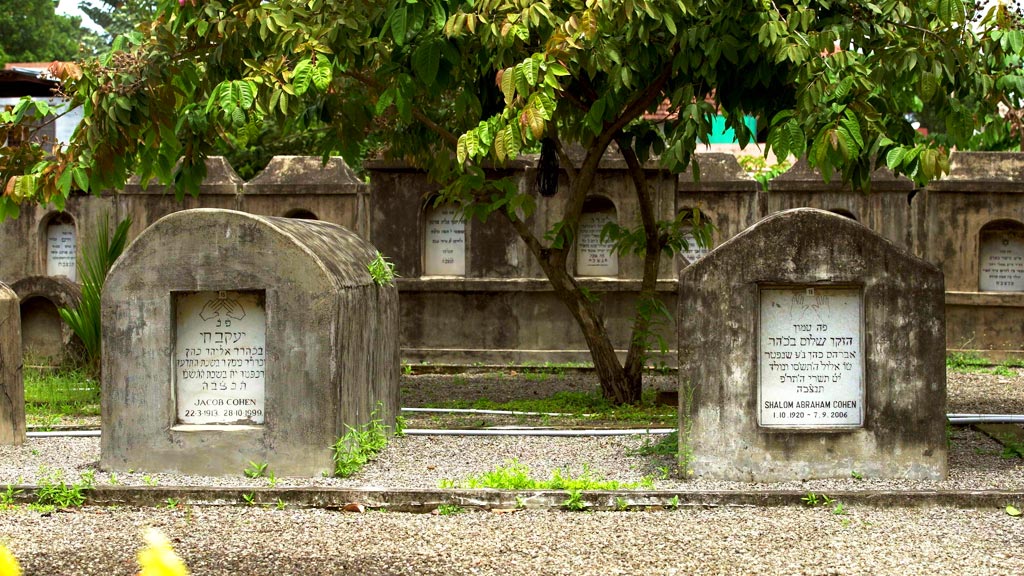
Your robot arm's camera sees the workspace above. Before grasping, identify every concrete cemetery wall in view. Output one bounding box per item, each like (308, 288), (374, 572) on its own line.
(2, 152), (1024, 364)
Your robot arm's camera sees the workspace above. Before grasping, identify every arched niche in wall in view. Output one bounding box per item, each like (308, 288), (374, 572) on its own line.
(19, 296), (63, 361)
(423, 200), (466, 276)
(42, 212), (77, 281)
(978, 219), (1024, 292)
(576, 196), (619, 277)
(828, 208), (858, 221)
(283, 208), (319, 220)
(677, 207), (714, 267)
(11, 276), (82, 364)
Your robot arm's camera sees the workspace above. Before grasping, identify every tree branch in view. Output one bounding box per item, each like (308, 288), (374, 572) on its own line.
(342, 70), (460, 148)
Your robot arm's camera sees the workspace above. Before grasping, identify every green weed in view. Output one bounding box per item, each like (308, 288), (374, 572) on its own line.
(243, 461), (269, 479)
(629, 431), (678, 457)
(367, 251), (397, 286)
(436, 504), (465, 515)
(563, 489), (586, 511)
(35, 469), (92, 509)
(333, 405), (396, 478)
(998, 435), (1024, 460)
(0, 485), (22, 510)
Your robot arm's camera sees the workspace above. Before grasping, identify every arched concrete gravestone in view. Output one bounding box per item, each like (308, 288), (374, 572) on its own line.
(101, 209), (399, 476)
(0, 282), (24, 445)
(679, 208), (946, 481)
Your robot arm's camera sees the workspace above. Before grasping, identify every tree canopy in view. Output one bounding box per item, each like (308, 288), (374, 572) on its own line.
(0, 0), (99, 66)
(78, 0), (158, 44)
(3, 0), (1024, 401)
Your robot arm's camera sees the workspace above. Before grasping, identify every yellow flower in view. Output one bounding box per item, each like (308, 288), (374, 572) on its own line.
(0, 544), (21, 576)
(137, 528), (189, 576)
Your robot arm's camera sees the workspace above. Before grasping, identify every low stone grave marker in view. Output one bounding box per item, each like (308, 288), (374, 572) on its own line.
(0, 282), (24, 445)
(679, 208), (946, 481)
(101, 209), (399, 476)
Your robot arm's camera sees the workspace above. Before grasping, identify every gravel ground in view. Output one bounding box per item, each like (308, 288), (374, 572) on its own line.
(2, 369), (1022, 575)
(0, 505), (1022, 575)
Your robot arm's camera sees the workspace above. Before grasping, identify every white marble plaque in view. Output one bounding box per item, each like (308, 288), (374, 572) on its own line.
(175, 291), (266, 425)
(424, 204), (466, 276)
(759, 287), (863, 428)
(46, 223), (76, 281)
(679, 233), (710, 266)
(979, 230), (1024, 292)
(576, 210), (618, 276)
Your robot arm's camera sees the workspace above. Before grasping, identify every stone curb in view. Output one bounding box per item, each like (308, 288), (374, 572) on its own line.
(9, 486), (1024, 512)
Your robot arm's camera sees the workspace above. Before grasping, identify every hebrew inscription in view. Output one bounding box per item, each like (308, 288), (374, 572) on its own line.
(576, 210), (618, 276)
(46, 223), (76, 281)
(759, 287), (863, 428)
(175, 291), (266, 425)
(424, 204), (466, 276)
(979, 230), (1024, 292)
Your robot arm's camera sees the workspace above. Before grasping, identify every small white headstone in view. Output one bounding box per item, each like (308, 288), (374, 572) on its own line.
(175, 291), (266, 425)
(46, 223), (76, 281)
(424, 204), (466, 276)
(759, 287), (863, 428)
(576, 210), (618, 276)
(679, 233), (710, 266)
(979, 230), (1024, 292)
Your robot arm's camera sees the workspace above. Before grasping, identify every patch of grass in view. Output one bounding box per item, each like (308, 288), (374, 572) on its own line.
(424, 388), (674, 423)
(439, 459), (653, 490)
(946, 352), (991, 372)
(23, 366), (99, 421)
(998, 435), (1024, 460)
(945, 352), (1022, 376)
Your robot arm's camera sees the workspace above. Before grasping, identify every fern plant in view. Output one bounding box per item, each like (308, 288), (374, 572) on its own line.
(59, 215), (132, 378)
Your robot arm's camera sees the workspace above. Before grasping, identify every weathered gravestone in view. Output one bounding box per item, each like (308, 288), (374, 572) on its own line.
(679, 208), (946, 481)
(0, 282), (24, 445)
(101, 209), (399, 476)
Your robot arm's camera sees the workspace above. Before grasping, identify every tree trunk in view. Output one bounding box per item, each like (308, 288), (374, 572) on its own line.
(540, 259), (641, 405)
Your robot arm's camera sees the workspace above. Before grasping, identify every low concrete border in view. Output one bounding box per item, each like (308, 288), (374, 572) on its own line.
(6, 486), (1023, 512)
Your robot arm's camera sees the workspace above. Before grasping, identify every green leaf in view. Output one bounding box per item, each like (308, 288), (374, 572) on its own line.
(56, 167), (74, 195)
(412, 42), (441, 86)
(886, 147), (906, 170)
(547, 62), (569, 76)
(72, 167), (89, 193)
(311, 59), (333, 91)
(392, 6), (408, 46)
(500, 67), (516, 106)
(841, 110), (864, 150)
(292, 59), (313, 96)
(1007, 505), (1021, 517)
(376, 88), (395, 115)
